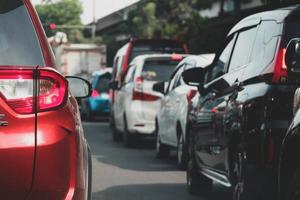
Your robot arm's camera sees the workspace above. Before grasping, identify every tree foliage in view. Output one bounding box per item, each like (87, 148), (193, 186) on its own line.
(36, 0), (84, 42)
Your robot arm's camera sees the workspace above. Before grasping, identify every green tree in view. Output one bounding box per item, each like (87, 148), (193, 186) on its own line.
(36, 0), (84, 42)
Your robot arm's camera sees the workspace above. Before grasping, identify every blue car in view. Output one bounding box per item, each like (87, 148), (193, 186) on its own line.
(81, 69), (112, 121)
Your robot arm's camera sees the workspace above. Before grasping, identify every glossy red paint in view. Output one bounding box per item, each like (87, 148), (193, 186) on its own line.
(0, 1), (90, 200)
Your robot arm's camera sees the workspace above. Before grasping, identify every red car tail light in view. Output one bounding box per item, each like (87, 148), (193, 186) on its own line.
(132, 76), (160, 101)
(0, 68), (68, 114)
(132, 90), (160, 101)
(272, 48), (288, 83)
(91, 89), (100, 98)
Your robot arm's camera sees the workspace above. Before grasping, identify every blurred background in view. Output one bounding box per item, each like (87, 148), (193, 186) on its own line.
(32, 0), (298, 76)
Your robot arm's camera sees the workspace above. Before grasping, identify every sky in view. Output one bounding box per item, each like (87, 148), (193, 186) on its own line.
(31, 0), (139, 24)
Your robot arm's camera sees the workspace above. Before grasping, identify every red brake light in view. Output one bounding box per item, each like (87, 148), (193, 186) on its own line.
(186, 89), (197, 102)
(132, 90), (160, 101)
(0, 68), (68, 114)
(91, 89), (99, 98)
(273, 48), (287, 83)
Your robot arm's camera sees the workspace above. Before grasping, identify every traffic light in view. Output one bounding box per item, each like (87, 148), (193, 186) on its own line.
(49, 23), (56, 30)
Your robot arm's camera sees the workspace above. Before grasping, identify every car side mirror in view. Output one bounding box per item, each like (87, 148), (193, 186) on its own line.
(293, 88), (300, 115)
(182, 67), (205, 87)
(109, 81), (119, 90)
(153, 81), (166, 95)
(286, 38), (300, 73)
(66, 76), (92, 99)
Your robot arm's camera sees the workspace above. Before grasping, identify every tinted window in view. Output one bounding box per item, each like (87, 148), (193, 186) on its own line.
(125, 66), (136, 83)
(284, 19), (300, 46)
(0, 1), (44, 66)
(206, 36), (235, 83)
(142, 60), (179, 82)
(95, 73), (112, 93)
(250, 21), (280, 71)
(228, 27), (257, 72)
(130, 44), (185, 62)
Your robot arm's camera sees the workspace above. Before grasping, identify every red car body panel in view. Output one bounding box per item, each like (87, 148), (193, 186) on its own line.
(0, 1), (90, 200)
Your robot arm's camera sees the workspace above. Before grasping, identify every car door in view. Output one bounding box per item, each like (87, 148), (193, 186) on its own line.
(167, 67), (185, 145)
(194, 26), (259, 177)
(119, 63), (136, 131)
(159, 72), (178, 144)
(114, 56), (125, 130)
(192, 33), (238, 175)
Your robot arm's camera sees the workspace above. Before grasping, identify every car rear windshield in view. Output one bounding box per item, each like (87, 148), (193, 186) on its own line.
(130, 43), (185, 62)
(142, 59), (179, 82)
(0, 0), (44, 66)
(95, 73), (112, 94)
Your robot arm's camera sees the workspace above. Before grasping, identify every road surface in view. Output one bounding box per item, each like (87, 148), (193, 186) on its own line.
(83, 122), (231, 200)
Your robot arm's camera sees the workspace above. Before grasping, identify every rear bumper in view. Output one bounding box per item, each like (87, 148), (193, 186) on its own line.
(89, 98), (111, 115)
(28, 103), (89, 200)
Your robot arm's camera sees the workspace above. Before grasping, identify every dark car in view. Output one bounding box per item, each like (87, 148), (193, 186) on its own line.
(0, 0), (92, 199)
(182, 6), (300, 200)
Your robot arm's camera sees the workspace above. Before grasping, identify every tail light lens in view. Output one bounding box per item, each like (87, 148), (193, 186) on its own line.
(132, 90), (160, 101)
(91, 89), (100, 98)
(272, 48), (288, 83)
(186, 89), (197, 102)
(0, 68), (68, 114)
(132, 76), (160, 101)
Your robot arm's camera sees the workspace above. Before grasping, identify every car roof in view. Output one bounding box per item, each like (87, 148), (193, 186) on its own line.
(92, 68), (113, 77)
(170, 54), (215, 79)
(132, 54), (190, 62)
(228, 5), (300, 36)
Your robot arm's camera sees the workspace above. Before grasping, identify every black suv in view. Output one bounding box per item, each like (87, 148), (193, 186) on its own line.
(182, 6), (300, 200)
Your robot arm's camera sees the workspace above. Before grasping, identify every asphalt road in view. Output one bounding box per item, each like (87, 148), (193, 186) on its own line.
(83, 122), (231, 200)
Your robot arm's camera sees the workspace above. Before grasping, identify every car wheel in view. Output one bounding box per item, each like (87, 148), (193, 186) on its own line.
(186, 154), (212, 195)
(156, 133), (170, 159)
(177, 131), (188, 170)
(285, 170), (300, 200)
(123, 116), (134, 147)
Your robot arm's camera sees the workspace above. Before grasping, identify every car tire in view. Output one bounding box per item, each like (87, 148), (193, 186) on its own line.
(177, 130), (188, 170)
(285, 170), (300, 200)
(156, 133), (170, 159)
(186, 154), (212, 195)
(123, 116), (134, 147)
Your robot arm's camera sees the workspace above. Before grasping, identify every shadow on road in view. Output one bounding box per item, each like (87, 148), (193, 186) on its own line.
(92, 183), (231, 200)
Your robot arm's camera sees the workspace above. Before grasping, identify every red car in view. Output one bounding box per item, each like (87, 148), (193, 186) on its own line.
(0, 0), (92, 199)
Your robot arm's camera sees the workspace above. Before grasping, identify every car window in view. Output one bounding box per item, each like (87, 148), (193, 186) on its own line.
(249, 21), (280, 71)
(142, 59), (179, 82)
(125, 65), (136, 83)
(0, 1), (44, 66)
(95, 73), (112, 94)
(206, 35), (236, 83)
(173, 68), (184, 90)
(228, 27), (257, 72)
